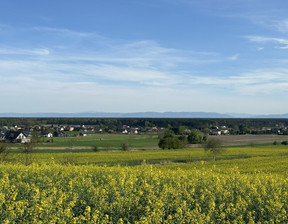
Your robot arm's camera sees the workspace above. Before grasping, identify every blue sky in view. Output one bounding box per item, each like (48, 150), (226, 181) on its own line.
(1, 0), (288, 114)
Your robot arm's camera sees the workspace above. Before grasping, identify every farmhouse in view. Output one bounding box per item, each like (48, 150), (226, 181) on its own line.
(4, 130), (30, 143)
(209, 127), (222, 136)
(42, 131), (53, 138)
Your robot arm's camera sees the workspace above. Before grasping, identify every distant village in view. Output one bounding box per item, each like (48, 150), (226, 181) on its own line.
(1, 122), (288, 144)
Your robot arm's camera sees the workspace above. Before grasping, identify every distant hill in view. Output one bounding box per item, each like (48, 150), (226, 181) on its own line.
(0, 112), (288, 118)
(251, 113), (288, 119)
(0, 112), (232, 118)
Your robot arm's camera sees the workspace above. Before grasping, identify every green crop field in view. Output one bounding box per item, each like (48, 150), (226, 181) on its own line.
(1, 143), (288, 223)
(8, 134), (160, 150)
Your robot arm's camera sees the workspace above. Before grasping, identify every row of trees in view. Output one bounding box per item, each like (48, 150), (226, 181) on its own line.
(1, 118), (288, 133)
(158, 129), (224, 161)
(158, 129), (207, 149)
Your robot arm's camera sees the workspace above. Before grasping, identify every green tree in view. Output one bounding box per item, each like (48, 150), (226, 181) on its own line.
(178, 135), (188, 147)
(187, 130), (207, 144)
(158, 130), (186, 149)
(158, 136), (181, 149)
(158, 129), (174, 139)
(178, 126), (189, 135)
(204, 138), (225, 161)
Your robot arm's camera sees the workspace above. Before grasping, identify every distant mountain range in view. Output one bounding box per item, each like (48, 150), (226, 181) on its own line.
(1, 112), (288, 118)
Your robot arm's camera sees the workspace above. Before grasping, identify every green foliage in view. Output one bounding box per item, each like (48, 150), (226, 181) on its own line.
(158, 130), (186, 149)
(163, 129), (175, 137)
(204, 138), (225, 161)
(187, 130), (207, 144)
(1, 117), (288, 131)
(178, 135), (187, 146)
(158, 136), (181, 149)
(281, 141), (288, 145)
(120, 142), (130, 151)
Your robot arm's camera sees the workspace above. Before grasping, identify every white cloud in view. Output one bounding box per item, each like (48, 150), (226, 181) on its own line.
(227, 54), (239, 61)
(0, 47), (50, 56)
(276, 46), (288, 50)
(1, 74), (287, 114)
(32, 27), (98, 38)
(246, 35), (288, 49)
(275, 20), (288, 33)
(1, 25), (288, 113)
(188, 69), (288, 95)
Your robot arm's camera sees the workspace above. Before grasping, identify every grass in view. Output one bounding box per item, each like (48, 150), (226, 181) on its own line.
(29, 134), (159, 149)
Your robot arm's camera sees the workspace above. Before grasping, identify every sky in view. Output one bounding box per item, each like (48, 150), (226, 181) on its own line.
(1, 0), (288, 114)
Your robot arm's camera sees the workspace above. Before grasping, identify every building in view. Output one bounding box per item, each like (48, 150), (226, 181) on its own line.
(4, 131), (30, 143)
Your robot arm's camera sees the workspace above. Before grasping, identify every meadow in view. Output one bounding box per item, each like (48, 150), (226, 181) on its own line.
(9, 134), (160, 151)
(1, 137), (288, 223)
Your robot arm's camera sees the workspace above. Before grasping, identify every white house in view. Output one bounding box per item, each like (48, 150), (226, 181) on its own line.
(4, 131), (30, 143)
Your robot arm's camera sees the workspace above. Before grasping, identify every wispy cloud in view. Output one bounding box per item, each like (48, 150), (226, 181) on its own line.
(227, 54), (239, 61)
(0, 47), (50, 56)
(274, 19), (288, 33)
(246, 35), (288, 49)
(0, 25), (224, 89)
(32, 26), (98, 38)
(189, 69), (288, 95)
(1, 24), (288, 113)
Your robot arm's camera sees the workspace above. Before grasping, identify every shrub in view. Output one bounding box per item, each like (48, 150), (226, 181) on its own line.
(93, 145), (99, 152)
(121, 143), (129, 151)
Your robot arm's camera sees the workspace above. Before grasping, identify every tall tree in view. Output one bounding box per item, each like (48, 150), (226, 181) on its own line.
(204, 138), (224, 161)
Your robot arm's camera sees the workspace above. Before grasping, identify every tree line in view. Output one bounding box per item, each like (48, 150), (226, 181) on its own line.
(158, 129), (224, 161)
(1, 118), (288, 131)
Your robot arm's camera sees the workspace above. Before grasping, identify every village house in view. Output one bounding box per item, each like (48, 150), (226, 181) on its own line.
(4, 130), (30, 143)
(209, 127), (222, 136)
(41, 131), (53, 138)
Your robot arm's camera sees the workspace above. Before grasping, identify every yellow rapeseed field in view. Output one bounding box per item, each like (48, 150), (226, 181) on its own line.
(0, 162), (288, 223)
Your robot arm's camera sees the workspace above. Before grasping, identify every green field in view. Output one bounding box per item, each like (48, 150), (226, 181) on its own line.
(8, 134), (160, 150)
(1, 142), (288, 223)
